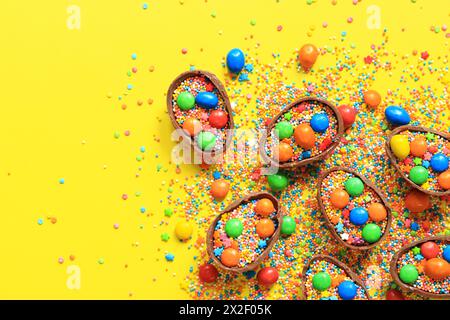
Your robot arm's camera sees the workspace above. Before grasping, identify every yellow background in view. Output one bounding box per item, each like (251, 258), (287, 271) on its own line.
(0, 0), (448, 299)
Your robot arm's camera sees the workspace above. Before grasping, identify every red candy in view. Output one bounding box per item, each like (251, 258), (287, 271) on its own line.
(199, 263), (219, 283)
(257, 267), (279, 286)
(420, 241), (440, 260)
(209, 110), (228, 129)
(386, 289), (404, 300)
(337, 105), (357, 128)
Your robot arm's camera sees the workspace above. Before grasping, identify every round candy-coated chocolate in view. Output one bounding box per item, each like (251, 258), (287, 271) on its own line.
(312, 272), (331, 291)
(349, 207), (369, 226)
(344, 177), (364, 196)
(268, 174), (289, 192)
(367, 203), (387, 222)
(294, 123), (315, 149)
(424, 258), (449, 280)
(298, 44), (319, 70)
(210, 179), (230, 199)
(410, 136), (427, 157)
(443, 246), (450, 262)
(330, 188), (350, 209)
(177, 91), (195, 110)
(199, 264), (219, 283)
(256, 219), (275, 238)
(338, 280), (357, 300)
(404, 189), (430, 213)
(390, 134), (410, 160)
(338, 105), (356, 128)
(225, 218), (244, 238)
(175, 221), (193, 240)
(363, 90), (381, 108)
(399, 264), (418, 284)
(275, 121), (294, 139)
(310, 113), (329, 133)
(221, 248), (240, 267)
(226, 48), (245, 73)
(281, 216), (296, 235)
(197, 131), (217, 151)
(209, 109), (228, 128)
(386, 289), (404, 300)
(430, 153), (449, 172)
(182, 118), (202, 136)
(385, 105), (411, 126)
(438, 170), (450, 189)
(420, 241), (440, 259)
(254, 198), (275, 217)
(409, 166), (429, 185)
(362, 223), (382, 243)
(257, 267), (279, 286)
(195, 92), (218, 109)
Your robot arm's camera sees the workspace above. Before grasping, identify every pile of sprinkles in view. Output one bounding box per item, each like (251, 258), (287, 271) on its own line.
(319, 169), (390, 247)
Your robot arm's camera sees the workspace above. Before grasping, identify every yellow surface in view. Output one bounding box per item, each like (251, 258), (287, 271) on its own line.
(0, 0), (448, 299)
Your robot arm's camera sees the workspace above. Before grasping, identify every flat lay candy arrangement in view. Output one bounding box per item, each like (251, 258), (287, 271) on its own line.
(96, 1), (450, 301)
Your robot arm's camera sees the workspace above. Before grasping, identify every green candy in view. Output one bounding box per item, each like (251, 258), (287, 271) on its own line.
(281, 216), (296, 235)
(275, 121), (294, 140)
(399, 264), (418, 284)
(177, 91), (195, 110)
(409, 166), (429, 185)
(225, 219), (243, 238)
(197, 131), (217, 151)
(344, 177), (364, 196)
(362, 223), (381, 243)
(268, 174), (289, 192)
(312, 272), (331, 291)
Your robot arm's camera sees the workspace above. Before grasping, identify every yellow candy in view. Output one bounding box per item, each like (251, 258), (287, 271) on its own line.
(390, 134), (410, 160)
(175, 221), (193, 241)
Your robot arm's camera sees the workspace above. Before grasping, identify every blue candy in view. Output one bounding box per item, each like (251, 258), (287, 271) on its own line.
(385, 105), (411, 126)
(195, 92), (218, 109)
(430, 153), (449, 172)
(443, 246), (450, 262)
(226, 48), (245, 73)
(338, 280), (357, 300)
(310, 113), (329, 133)
(349, 207), (369, 226)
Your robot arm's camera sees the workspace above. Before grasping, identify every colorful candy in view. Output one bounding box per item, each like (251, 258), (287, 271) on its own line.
(182, 118), (202, 136)
(198, 264), (219, 283)
(424, 258), (449, 280)
(330, 188), (349, 209)
(367, 203), (387, 222)
(268, 173), (289, 192)
(344, 177), (364, 196)
(337, 105), (357, 128)
(281, 216), (296, 236)
(256, 219), (275, 238)
(349, 207), (369, 226)
(276, 142), (294, 162)
(298, 44), (319, 70)
(275, 121), (294, 139)
(210, 179), (230, 199)
(226, 48), (245, 73)
(294, 123), (316, 149)
(430, 153), (449, 172)
(177, 91), (195, 110)
(362, 223), (381, 243)
(438, 170), (450, 189)
(225, 218), (244, 238)
(195, 92), (218, 109)
(175, 221), (193, 240)
(410, 136), (427, 157)
(257, 267), (279, 286)
(385, 105), (411, 126)
(337, 280), (357, 300)
(421, 241), (440, 259)
(221, 248), (240, 267)
(312, 272), (331, 291)
(390, 134), (410, 160)
(310, 113), (329, 133)
(399, 264), (419, 284)
(208, 110), (228, 129)
(404, 189), (431, 213)
(363, 90), (382, 108)
(254, 198), (275, 217)
(409, 166), (429, 185)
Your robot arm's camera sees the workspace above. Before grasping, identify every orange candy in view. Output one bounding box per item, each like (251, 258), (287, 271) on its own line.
(363, 90), (382, 108)
(182, 118), (202, 136)
(294, 123), (316, 149)
(367, 203), (387, 222)
(424, 258), (450, 280)
(438, 170), (450, 189)
(404, 189), (431, 213)
(254, 198), (275, 217)
(210, 179), (230, 200)
(256, 219), (275, 238)
(298, 44), (319, 70)
(409, 136), (427, 157)
(276, 142), (294, 162)
(221, 248), (240, 267)
(330, 188), (350, 209)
